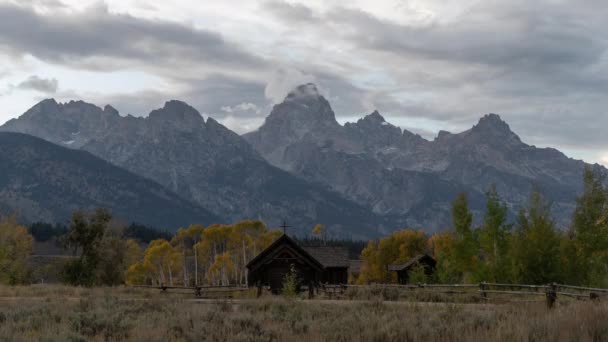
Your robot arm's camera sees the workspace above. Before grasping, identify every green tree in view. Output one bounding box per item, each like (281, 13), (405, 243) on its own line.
(477, 186), (511, 282)
(451, 193), (478, 282)
(428, 231), (459, 283)
(63, 208), (111, 286)
(408, 264), (430, 284)
(570, 167), (608, 286)
(0, 215), (34, 284)
(97, 229), (142, 286)
(281, 264), (299, 298)
(510, 191), (561, 284)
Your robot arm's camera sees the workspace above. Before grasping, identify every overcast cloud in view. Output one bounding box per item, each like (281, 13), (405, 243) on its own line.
(17, 75), (59, 93)
(0, 0), (607, 164)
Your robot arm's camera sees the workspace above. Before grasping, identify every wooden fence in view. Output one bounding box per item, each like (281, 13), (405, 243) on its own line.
(131, 282), (608, 307)
(319, 282), (608, 307)
(131, 284), (250, 298)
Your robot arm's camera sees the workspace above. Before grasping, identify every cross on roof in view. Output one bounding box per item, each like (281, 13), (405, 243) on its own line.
(280, 220), (290, 235)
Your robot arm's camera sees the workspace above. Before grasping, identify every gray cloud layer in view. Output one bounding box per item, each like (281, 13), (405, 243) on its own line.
(0, 2), (266, 72)
(1, 1), (608, 159)
(17, 75), (59, 93)
(262, 1), (608, 150)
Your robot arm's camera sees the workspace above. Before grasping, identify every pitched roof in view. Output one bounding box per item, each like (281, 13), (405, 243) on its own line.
(388, 254), (436, 272)
(246, 234), (324, 271)
(302, 246), (350, 268)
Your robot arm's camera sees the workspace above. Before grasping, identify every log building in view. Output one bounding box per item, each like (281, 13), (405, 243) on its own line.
(246, 234), (349, 293)
(388, 254), (436, 284)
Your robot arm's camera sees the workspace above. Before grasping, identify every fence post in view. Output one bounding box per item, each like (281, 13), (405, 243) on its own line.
(256, 282), (262, 298)
(308, 281), (314, 299)
(546, 283), (557, 309)
(479, 282), (487, 299)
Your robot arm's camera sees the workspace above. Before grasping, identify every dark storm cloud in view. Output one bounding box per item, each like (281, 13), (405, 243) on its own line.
(4, 0), (608, 158)
(66, 74), (269, 134)
(262, 0), (608, 152)
(328, 6), (604, 71)
(94, 74), (267, 119)
(17, 75), (59, 93)
(0, 2), (266, 71)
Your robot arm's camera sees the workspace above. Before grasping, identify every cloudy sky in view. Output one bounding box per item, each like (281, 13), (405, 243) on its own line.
(1, 0), (608, 165)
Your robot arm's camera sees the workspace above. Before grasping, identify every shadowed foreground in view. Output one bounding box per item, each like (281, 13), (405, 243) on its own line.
(0, 286), (607, 341)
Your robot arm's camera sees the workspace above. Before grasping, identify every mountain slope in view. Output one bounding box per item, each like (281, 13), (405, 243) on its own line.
(245, 84), (601, 228)
(0, 132), (220, 229)
(1, 100), (395, 238)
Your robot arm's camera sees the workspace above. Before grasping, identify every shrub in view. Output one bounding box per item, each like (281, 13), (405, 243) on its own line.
(281, 264), (299, 298)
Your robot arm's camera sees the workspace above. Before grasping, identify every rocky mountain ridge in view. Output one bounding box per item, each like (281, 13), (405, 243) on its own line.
(2, 83), (600, 234)
(0, 132), (219, 229)
(245, 84), (602, 227)
(1, 98), (397, 238)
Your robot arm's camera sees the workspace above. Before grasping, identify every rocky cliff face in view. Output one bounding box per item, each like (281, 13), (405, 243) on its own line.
(4, 84), (598, 234)
(0, 132), (219, 230)
(1, 99), (393, 238)
(245, 85), (601, 228)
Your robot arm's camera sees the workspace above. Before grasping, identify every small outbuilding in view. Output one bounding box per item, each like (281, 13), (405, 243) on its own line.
(388, 254), (436, 284)
(246, 234), (349, 293)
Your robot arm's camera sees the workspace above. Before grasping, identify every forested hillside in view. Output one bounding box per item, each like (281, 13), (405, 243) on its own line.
(0, 132), (219, 230)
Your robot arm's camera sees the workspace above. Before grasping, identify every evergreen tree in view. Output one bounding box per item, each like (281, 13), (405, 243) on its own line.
(0, 215), (34, 285)
(478, 186), (511, 282)
(451, 193), (477, 282)
(63, 208), (111, 286)
(428, 231), (459, 283)
(571, 167), (608, 286)
(510, 191), (561, 284)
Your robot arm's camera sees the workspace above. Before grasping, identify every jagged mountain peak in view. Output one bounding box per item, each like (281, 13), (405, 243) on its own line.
(262, 83), (339, 130)
(23, 98), (60, 117)
(473, 113), (514, 133)
(469, 113), (521, 143)
(148, 100), (205, 127)
(285, 83), (321, 101)
(435, 130), (453, 140)
(38, 98), (59, 107)
(362, 110), (386, 123)
(103, 104), (119, 116)
(350, 110), (402, 139)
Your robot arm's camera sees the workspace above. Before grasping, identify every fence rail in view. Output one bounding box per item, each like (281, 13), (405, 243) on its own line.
(130, 282), (607, 307)
(326, 282), (607, 307)
(131, 284), (251, 297)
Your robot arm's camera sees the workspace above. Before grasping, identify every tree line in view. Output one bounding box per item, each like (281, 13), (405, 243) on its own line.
(356, 167), (608, 287)
(0, 210), (282, 286)
(0, 167), (607, 287)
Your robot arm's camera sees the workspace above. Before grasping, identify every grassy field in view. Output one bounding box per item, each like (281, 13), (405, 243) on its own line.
(0, 285), (607, 341)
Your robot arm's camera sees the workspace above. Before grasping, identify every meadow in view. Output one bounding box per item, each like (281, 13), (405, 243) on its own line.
(0, 285), (607, 341)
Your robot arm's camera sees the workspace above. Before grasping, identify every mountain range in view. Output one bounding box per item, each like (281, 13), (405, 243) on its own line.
(245, 84), (596, 229)
(1, 98), (396, 238)
(0, 132), (218, 228)
(1, 83), (600, 237)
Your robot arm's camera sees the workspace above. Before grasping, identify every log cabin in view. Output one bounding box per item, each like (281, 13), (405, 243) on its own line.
(388, 254), (437, 284)
(246, 234), (349, 293)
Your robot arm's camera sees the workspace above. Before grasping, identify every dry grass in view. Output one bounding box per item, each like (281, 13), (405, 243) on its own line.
(0, 285), (607, 341)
